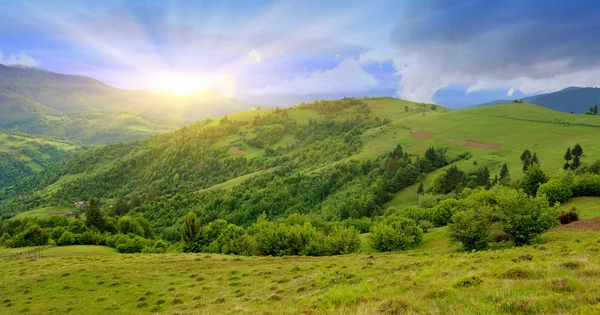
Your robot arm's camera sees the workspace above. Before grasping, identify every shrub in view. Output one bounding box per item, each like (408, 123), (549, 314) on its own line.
(448, 207), (492, 251)
(453, 275), (483, 288)
(494, 188), (559, 245)
(342, 217), (371, 233)
(117, 217), (145, 237)
(418, 220), (434, 233)
(321, 226), (361, 255)
(57, 231), (75, 246)
(537, 179), (573, 204)
(14, 224), (50, 247)
(214, 224), (257, 255)
(572, 173), (600, 196)
(386, 206), (433, 223)
(558, 208), (579, 225)
(370, 216), (422, 252)
(520, 164), (548, 196)
(253, 219), (320, 256)
(431, 198), (464, 227)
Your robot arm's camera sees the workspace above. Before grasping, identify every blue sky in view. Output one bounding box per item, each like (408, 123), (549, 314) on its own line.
(1, 0), (600, 107)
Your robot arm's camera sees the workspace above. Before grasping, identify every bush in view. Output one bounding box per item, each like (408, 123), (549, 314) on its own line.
(494, 188), (559, 245)
(572, 173), (600, 196)
(321, 226), (361, 255)
(342, 217), (371, 233)
(117, 217), (145, 237)
(253, 220), (320, 256)
(386, 206), (433, 223)
(214, 224), (256, 255)
(558, 208), (579, 225)
(431, 198), (465, 227)
(418, 220), (434, 233)
(538, 179), (573, 204)
(57, 231), (75, 246)
(448, 208), (492, 251)
(370, 216), (422, 252)
(520, 164), (548, 196)
(13, 224), (50, 247)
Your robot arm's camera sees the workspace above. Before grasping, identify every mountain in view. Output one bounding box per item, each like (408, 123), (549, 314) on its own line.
(474, 87), (600, 113)
(0, 64), (254, 123)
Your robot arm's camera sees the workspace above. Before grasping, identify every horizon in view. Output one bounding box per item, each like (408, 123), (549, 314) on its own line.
(2, 0), (600, 107)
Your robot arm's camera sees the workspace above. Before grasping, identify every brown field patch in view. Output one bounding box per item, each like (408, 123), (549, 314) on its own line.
(443, 138), (499, 149)
(551, 217), (600, 232)
(410, 130), (437, 140)
(230, 146), (249, 155)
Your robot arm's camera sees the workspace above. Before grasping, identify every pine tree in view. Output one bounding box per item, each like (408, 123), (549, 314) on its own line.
(181, 212), (202, 253)
(520, 149), (532, 162)
(476, 166), (490, 186)
(85, 198), (105, 231)
(499, 163), (509, 180)
(594, 105), (598, 115)
(531, 153), (540, 166)
(417, 182), (424, 194)
(571, 156), (581, 170)
(115, 198), (129, 216)
(390, 145), (403, 159)
(572, 144), (583, 158)
(563, 147), (572, 170)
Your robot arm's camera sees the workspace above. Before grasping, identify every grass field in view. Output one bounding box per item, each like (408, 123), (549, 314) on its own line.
(1, 227), (599, 314)
(13, 206), (77, 219)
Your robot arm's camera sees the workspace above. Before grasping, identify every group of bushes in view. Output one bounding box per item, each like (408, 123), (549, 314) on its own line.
(0, 213), (163, 254)
(180, 212), (362, 256)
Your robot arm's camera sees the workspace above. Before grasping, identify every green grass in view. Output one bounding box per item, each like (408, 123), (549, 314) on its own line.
(560, 197), (600, 219)
(14, 206), (77, 219)
(1, 228), (600, 314)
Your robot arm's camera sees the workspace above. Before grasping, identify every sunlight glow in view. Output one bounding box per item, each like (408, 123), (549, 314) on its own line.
(160, 76), (200, 95)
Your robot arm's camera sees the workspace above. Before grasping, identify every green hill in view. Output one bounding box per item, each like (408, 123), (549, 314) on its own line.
(0, 132), (80, 188)
(3, 98), (600, 230)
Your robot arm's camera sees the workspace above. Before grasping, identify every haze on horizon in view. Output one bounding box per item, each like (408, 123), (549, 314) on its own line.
(1, 0), (600, 107)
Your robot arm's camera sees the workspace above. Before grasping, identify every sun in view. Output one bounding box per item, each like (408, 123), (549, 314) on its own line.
(160, 76), (200, 96)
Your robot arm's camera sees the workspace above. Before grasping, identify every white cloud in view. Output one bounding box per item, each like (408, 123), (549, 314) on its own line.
(506, 88), (515, 97)
(0, 50), (40, 67)
(334, 53), (340, 58)
(249, 58), (378, 95)
(247, 49), (262, 63)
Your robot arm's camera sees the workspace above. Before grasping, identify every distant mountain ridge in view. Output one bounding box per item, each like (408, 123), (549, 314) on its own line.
(475, 87), (600, 113)
(0, 64), (254, 124)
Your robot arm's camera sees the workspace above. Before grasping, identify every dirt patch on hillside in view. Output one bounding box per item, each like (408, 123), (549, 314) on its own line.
(443, 137), (499, 149)
(230, 146), (249, 155)
(551, 217), (600, 232)
(410, 130), (437, 140)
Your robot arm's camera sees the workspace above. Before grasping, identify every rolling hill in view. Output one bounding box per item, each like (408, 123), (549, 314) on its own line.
(476, 87), (600, 113)
(3, 97), (600, 229)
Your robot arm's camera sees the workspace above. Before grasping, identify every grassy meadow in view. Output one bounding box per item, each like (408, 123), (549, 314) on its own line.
(2, 227), (600, 314)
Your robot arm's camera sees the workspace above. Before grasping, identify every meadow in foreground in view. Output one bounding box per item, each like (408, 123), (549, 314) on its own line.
(1, 228), (600, 315)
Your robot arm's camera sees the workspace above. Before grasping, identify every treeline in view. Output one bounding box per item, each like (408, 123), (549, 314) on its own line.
(297, 97), (368, 118)
(0, 199), (166, 253)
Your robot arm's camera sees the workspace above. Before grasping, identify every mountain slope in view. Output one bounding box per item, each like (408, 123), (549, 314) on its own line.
(0, 64), (253, 123)
(475, 87), (600, 113)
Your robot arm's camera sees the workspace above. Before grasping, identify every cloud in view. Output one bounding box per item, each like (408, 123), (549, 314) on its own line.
(390, 0), (600, 102)
(506, 88), (515, 97)
(0, 50), (40, 67)
(247, 49), (262, 63)
(249, 58), (378, 95)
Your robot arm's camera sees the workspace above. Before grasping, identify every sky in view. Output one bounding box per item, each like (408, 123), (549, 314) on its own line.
(1, 0), (600, 107)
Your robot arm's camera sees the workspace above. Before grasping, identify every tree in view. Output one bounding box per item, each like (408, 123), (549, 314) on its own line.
(115, 198), (129, 216)
(563, 147), (572, 170)
(572, 144), (583, 158)
(85, 199), (105, 231)
(521, 163), (548, 196)
(530, 153), (540, 166)
(404, 105), (409, 112)
(499, 163), (511, 185)
(594, 105), (598, 115)
(417, 182), (424, 194)
(181, 212), (202, 253)
(476, 166), (490, 186)
(129, 194), (141, 209)
(521, 149), (532, 172)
